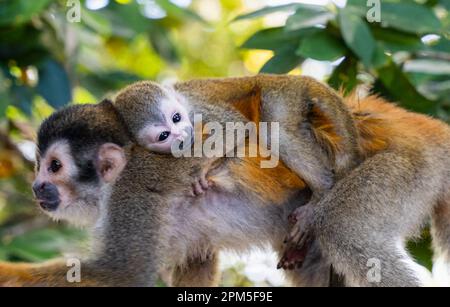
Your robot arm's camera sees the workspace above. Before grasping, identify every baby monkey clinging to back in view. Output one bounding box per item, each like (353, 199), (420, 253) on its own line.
(114, 75), (361, 195)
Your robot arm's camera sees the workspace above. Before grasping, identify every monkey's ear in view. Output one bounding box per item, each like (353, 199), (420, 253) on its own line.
(97, 143), (126, 183)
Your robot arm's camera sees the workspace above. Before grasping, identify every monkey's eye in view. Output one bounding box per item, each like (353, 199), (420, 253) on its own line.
(172, 113), (181, 123)
(158, 131), (170, 142)
(49, 159), (62, 173)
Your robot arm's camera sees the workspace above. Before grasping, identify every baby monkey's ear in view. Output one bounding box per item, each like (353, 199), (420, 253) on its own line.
(97, 143), (127, 183)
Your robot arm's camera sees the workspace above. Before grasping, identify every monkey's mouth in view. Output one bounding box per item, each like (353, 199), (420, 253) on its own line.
(36, 199), (61, 212)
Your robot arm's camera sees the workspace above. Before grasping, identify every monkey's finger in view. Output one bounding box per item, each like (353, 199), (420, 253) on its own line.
(200, 177), (210, 190)
(287, 223), (301, 241)
(289, 225), (304, 244)
(196, 182), (205, 195)
(287, 212), (298, 226)
(296, 232), (307, 248)
(192, 182), (204, 196)
(276, 258), (285, 270)
(294, 231), (306, 247)
(277, 254), (289, 270)
(297, 233), (313, 251)
(189, 188), (196, 197)
(277, 250), (295, 270)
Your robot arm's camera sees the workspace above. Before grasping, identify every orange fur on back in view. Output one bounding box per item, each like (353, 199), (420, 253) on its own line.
(229, 153), (307, 205)
(228, 88), (306, 205)
(310, 105), (343, 161)
(231, 87), (261, 123)
(344, 92), (450, 155)
(226, 88), (450, 207)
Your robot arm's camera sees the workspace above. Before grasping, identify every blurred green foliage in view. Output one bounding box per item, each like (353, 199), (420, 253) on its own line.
(239, 0), (450, 119)
(0, 0), (449, 284)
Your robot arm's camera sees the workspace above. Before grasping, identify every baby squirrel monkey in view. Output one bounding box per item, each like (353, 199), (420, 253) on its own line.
(114, 81), (249, 195)
(114, 75), (361, 195)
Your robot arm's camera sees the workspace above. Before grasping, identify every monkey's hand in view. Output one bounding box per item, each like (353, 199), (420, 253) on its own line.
(278, 204), (316, 270)
(191, 175), (213, 196)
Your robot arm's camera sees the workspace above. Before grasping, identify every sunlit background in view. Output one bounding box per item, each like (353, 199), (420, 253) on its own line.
(0, 0), (449, 286)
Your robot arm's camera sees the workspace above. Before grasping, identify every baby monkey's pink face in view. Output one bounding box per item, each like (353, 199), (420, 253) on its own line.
(139, 96), (193, 154)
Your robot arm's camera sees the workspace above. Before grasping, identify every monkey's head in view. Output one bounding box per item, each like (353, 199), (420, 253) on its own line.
(114, 81), (193, 154)
(33, 100), (130, 227)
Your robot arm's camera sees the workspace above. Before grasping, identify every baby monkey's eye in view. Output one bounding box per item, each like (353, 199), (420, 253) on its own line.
(49, 159), (62, 173)
(172, 113), (181, 123)
(158, 131), (170, 142)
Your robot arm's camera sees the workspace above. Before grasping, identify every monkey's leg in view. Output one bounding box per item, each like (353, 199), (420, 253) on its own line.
(277, 126), (335, 193)
(431, 197), (450, 286)
(283, 152), (435, 286)
(171, 252), (220, 287)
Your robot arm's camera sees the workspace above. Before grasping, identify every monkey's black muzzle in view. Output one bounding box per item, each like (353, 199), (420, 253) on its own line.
(32, 182), (61, 211)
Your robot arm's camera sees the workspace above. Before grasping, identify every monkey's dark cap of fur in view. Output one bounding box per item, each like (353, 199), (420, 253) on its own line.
(37, 100), (130, 156)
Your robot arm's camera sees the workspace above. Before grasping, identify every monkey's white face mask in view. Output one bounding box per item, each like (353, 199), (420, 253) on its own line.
(138, 98), (193, 154)
(32, 141), (126, 228)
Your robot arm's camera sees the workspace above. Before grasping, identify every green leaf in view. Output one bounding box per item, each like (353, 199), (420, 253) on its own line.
(377, 61), (436, 114)
(372, 44), (390, 69)
(155, 0), (206, 24)
(37, 59), (72, 108)
(0, 25), (49, 66)
(407, 231), (433, 271)
(380, 3), (441, 35)
(286, 7), (334, 31)
(328, 57), (358, 94)
(345, 0), (372, 16)
(404, 59), (450, 75)
(409, 73), (450, 101)
(2, 228), (85, 262)
(440, 0), (450, 10)
(0, 0), (52, 26)
(80, 71), (141, 98)
(371, 27), (424, 53)
(430, 38), (450, 54)
(260, 46), (303, 74)
(98, 1), (150, 38)
(10, 84), (34, 115)
(296, 31), (347, 61)
(81, 8), (112, 37)
(149, 25), (179, 63)
(339, 8), (375, 67)
(0, 68), (10, 118)
(242, 27), (318, 51)
(234, 3), (301, 21)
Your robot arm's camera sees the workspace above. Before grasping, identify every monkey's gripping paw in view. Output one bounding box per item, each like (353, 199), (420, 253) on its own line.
(191, 176), (213, 196)
(277, 246), (308, 270)
(277, 205), (316, 270)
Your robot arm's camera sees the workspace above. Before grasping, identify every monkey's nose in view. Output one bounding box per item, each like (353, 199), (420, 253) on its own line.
(32, 182), (46, 196)
(32, 182), (60, 211)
